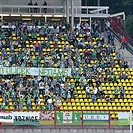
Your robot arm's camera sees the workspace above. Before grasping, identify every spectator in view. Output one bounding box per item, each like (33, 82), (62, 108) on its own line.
(47, 97), (54, 110)
(114, 87), (118, 98)
(39, 80), (45, 96)
(93, 86), (98, 96)
(1, 100), (6, 110)
(105, 95), (110, 102)
(99, 87), (105, 99)
(19, 95), (24, 110)
(26, 94), (32, 109)
(67, 90), (71, 102)
(85, 84), (90, 98)
(119, 36), (126, 50)
(92, 95), (97, 102)
(34, 89), (39, 104)
(56, 98), (61, 110)
(43, 1), (47, 13)
(13, 102), (18, 110)
(28, 0), (33, 13)
(34, 2), (38, 13)
(120, 86), (124, 99)
(38, 44), (43, 55)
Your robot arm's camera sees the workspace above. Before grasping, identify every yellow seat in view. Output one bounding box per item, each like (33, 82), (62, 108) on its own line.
(73, 106), (77, 110)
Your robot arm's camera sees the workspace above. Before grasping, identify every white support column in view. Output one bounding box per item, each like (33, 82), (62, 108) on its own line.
(71, 0), (74, 30)
(130, 110), (132, 133)
(106, 9), (108, 14)
(79, 17), (81, 23)
(89, 16), (91, 34)
(44, 16), (47, 23)
(66, 0), (70, 23)
(0, 16), (3, 24)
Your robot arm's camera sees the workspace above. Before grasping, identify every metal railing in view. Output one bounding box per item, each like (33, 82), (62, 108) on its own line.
(0, 5), (109, 17)
(0, 110), (130, 130)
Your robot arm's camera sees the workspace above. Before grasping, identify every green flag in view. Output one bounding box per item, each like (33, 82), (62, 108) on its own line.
(72, 112), (81, 123)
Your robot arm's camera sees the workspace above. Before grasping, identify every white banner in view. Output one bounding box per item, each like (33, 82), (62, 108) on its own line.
(13, 112), (40, 120)
(63, 112), (72, 123)
(83, 113), (108, 121)
(0, 112), (40, 124)
(0, 67), (71, 76)
(0, 112), (13, 123)
(13, 112), (40, 125)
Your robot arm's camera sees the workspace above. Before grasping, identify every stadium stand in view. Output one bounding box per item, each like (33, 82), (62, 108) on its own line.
(0, 20), (132, 120)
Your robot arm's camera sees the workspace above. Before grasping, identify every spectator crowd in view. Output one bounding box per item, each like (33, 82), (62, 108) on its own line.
(0, 20), (128, 110)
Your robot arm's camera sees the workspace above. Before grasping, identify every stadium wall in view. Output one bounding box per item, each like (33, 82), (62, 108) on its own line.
(1, 128), (131, 133)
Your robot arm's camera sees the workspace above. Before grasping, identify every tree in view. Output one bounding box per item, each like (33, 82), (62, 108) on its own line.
(125, 15), (133, 38)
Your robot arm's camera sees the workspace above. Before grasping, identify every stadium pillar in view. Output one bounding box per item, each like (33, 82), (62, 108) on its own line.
(0, 16), (3, 24)
(130, 110), (132, 133)
(44, 16), (47, 23)
(79, 17), (81, 23)
(71, 0), (74, 30)
(66, 0), (70, 23)
(89, 16), (91, 34)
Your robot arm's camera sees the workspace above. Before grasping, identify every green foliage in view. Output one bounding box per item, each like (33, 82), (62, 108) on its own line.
(125, 15), (133, 38)
(100, 0), (132, 15)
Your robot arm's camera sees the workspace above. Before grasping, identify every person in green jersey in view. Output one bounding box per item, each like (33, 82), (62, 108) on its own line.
(36, 55), (41, 67)
(114, 87), (119, 98)
(1, 101), (6, 110)
(11, 89), (16, 103)
(19, 95), (24, 110)
(26, 94), (32, 109)
(34, 89), (39, 104)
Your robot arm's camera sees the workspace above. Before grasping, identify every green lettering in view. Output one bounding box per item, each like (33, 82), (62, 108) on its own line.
(14, 67), (18, 74)
(9, 67), (12, 74)
(2, 68), (4, 75)
(47, 69), (52, 76)
(0, 68), (2, 74)
(64, 69), (68, 76)
(52, 69), (57, 76)
(39, 69), (48, 76)
(21, 68), (25, 74)
(26, 68), (30, 75)
(58, 69), (64, 76)
(6, 67), (9, 74)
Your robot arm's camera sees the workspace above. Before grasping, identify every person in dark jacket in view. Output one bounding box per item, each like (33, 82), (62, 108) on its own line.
(43, 1), (47, 13)
(34, 2), (38, 13)
(28, 0), (33, 13)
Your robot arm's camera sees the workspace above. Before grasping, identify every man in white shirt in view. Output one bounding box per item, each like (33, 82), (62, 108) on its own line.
(86, 85), (90, 98)
(76, 22), (81, 30)
(94, 87), (98, 96)
(39, 81), (44, 96)
(47, 98), (54, 110)
(60, 82), (64, 90)
(45, 84), (50, 94)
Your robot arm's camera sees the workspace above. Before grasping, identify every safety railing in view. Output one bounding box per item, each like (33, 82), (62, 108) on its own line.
(0, 5), (109, 17)
(109, 27), (133, 55)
